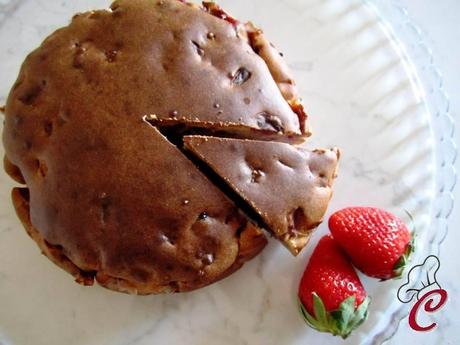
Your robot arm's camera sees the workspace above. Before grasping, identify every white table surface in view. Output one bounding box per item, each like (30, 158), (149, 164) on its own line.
(389, 1), (460, 344)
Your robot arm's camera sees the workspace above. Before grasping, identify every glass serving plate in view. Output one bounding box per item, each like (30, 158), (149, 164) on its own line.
(0, 1), (455, 344)
(362, 1), (456, 343)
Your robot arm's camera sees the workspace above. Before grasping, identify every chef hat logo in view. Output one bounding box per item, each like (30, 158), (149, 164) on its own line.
(397, 255), (441, 303)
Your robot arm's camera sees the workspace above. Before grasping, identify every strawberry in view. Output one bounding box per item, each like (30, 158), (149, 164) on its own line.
(329, 207), (413, 280)
(298, 235), (370, 339)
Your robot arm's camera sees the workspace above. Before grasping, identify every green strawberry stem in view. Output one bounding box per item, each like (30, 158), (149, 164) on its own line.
(298, 293), (370, 339)
(392, 235), (415, 279)
(394, 209), (416, 277)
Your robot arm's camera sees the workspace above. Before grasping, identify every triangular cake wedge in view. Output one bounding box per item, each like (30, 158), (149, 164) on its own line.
(184, 136), (339, 255)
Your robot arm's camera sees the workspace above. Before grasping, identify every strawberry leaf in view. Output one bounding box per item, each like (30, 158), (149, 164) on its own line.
(298, 294), (370, 339)
(393, 235), (415, 278)
(331, 296), (355, 335)
(349, 297), (370, 330)
(298, 300), (317, 326)
(298, 300), (327, 331)
(312, 292), (328, 326)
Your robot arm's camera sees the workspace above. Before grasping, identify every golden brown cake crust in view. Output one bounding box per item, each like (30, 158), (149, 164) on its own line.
(184, 136), (339, 255)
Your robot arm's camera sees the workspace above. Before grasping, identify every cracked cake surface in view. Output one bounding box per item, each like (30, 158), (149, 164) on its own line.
(184, 136), (339, 255)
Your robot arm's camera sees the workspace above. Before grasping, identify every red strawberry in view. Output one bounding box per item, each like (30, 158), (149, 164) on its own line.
(298, 235), (370, 339)
(329, 207), (413, 280)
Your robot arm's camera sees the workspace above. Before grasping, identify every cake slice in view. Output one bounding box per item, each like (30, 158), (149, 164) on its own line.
(184, 136), (339, 255)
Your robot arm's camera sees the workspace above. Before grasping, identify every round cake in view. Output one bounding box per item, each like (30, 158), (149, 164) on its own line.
(2, 0), (309, 294)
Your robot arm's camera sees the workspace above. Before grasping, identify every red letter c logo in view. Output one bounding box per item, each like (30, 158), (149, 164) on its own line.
(408, 289), (448, 332)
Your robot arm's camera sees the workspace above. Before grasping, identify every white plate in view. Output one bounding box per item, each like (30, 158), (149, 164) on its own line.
(0, 1), (455, 344)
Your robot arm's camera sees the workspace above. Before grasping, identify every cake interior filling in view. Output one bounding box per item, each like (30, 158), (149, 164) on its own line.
(143, 116), (305, 144)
